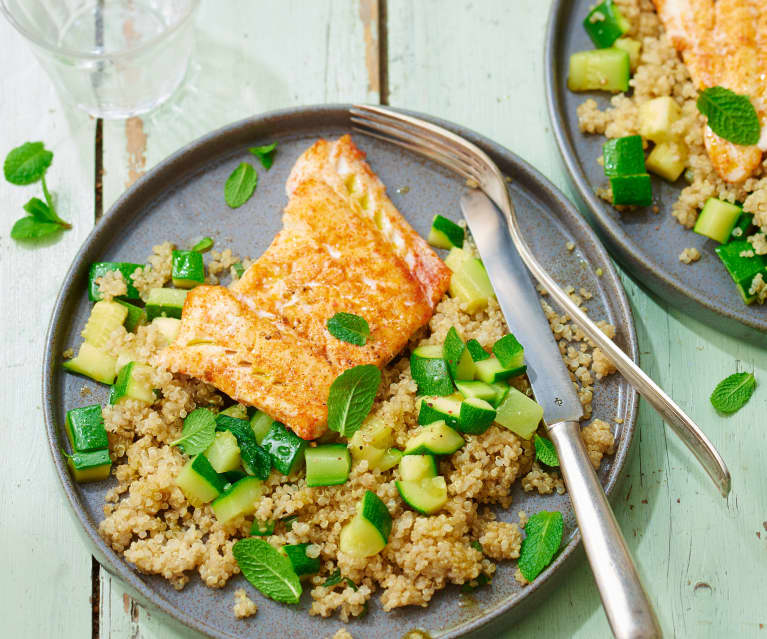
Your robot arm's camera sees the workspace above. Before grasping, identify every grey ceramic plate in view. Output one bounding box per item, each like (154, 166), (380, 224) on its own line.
(43, 105), (638, 639)
(545, 0), (767, 342)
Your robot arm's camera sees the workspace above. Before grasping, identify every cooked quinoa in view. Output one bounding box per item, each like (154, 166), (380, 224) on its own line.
(93, 242), (618, 620)
(576, 0), (767, 283)
(678, 247), (701, 264)
(94, 269), (128, 301)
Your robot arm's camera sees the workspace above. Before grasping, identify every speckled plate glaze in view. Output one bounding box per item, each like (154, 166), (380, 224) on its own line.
(43, 105), (638, 639)
(546, 0), (767, 342)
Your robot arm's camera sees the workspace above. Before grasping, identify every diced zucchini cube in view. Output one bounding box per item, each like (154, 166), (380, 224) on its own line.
(110, 361), (155, 405)
(176, 453), (227, 506)
(260, 421), (307, 475)
(444, 247), (472, 272)
(339, 491), (392, 557)
(152, 317), (181, 343)
(583, 0), (630, 49)
(145, 288), (188, 321)
(63, 342), (117, 385)
(694, 198), (742, 244)
(602, 135), (645, 177)
(614, 37), (641, 70)
(172, 250), (205, 289)
(567, 48), (630, 93)
(715, 241), (767, 304)
(398, 454), (438, 481)
(646, 141), (687, 182)
(204, 430), (242, 473)
(305, 444), (351, 487)
(458, 397), (496, 434)
(638, 97), (681, 144)
(449, 258), (495, 313)
(66, 404), (108, 452)
(610, 174), (652, 207)
(82, 301), (128, 349)
(116, 300), (146, 332)
(211, 476), (262, 523)
(428, 214), (465, 249)
(443, 326), (475, 381)
(492, 333), (525, 369)
(494, 387), (543, 440)
(396, 476), (448, 515)
(249, 410), (275, 444)
(465, 339), (490, 362)
(88, 262), (143, 302)
(281, 543), (321, 576)
(67, 449), (112, 483)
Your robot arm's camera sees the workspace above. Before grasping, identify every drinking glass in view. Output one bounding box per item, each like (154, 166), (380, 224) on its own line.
(1, 0), (200, 118)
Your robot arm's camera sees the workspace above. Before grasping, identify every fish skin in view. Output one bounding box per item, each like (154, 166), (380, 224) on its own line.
(653, 0), (766, 182)
(159, 136), (451, 440)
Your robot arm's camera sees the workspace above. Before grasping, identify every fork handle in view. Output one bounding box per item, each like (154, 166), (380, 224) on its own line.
(549, 420), (663, 639)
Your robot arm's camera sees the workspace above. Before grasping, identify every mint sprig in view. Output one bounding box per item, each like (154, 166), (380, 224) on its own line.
(249, 143), (277, 170)
(233, 538), (302, 604)
(327, 312), (370, 346)
(710, 372), (756, 414)
(697, 87), (761, 146)
(225, 162), (258, 208)
(518, 510), (564, 582)
(534, 434), (559, 467)
(327, 364), (381, 438)
(171, 408), (217, 454)
(4, 141), (70, 242)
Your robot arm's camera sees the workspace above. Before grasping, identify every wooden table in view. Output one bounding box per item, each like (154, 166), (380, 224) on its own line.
(2, 2), (765, 637)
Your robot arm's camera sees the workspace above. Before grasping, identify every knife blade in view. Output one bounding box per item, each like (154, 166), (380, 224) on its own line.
(460, 189), (583, 425)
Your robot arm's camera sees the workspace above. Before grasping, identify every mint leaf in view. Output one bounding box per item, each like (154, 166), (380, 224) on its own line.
(171, 407), (217, 454)
(233, 538), (302, 604)
(697, 87), (761, 146)
(518, 510), (564, 582)
(10, 216), (64, 240)
(710, 372), (756, 414)
(191, 237), (214, 252)
(327, 364), (381, 438)
(534, 434), (559, 467)
(23, 197), (57, 223)
(4, 141), (53, 184)
(225, 162), (258, 208)
(232, 261), (245, 278)
(322, 568), (357, 590)
(249, 143), (277, 170)
(327, 312), (370, 346)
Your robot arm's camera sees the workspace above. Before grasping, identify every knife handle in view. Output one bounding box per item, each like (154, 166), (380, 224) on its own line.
(548, 420), (663, 639)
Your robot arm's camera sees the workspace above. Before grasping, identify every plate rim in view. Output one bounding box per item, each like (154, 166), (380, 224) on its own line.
(42, 103), (638, 639)
(544, 0), (767, 338)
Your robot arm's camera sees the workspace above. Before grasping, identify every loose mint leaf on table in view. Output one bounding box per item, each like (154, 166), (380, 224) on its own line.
(10, 215), (63, 240)
(696, 87), (761, 146)
(249, 142), (277, 170)
(171, 407), (217, 454)
(225, 162), (258, 208)
(518, 510), (564, 582)
(327, 364), (381, 438)
(233, 537), (302, 604)
(710, 372), (756, 414)
(534, 434), (559, 467)
(327, 312), (370, 346)
(3, 141), (53, 184)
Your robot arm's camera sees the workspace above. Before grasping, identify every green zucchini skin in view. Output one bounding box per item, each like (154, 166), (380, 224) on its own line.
(282, 543), (321, 576)
(215, 415), (272, 480)
(305, 444), (351, 487)
(171, 250), (205, 288)
(260, 422), (308, 475)
(66, 404), (108, 452)
(88, 262), (143, 302)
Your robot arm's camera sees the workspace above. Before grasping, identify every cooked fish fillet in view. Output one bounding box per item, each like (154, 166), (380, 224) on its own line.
(159, 136), (451, 440)
(653, 0), (767, 182)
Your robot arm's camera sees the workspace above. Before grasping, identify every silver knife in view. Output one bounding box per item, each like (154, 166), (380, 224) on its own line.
(461, 190), (662, 639)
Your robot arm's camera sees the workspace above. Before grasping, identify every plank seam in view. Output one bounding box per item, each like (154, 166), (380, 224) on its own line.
(378, 0), (389, 105)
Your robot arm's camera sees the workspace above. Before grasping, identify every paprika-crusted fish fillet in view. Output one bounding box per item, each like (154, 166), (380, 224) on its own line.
(652, 0), (767, 182)
(160, 136), (451, 439)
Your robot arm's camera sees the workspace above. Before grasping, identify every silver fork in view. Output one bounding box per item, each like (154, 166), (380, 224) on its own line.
(350, 104), (730, 498)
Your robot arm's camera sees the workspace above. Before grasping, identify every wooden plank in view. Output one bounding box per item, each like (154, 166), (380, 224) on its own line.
(0, 18), (95, 639)
(98, 1), (378, 636)
(388, 1), (767, 637)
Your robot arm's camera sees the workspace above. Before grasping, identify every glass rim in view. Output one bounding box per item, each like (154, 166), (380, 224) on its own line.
(0, 0), (200, 60)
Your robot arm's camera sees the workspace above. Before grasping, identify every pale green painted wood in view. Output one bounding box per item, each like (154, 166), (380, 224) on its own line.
(98, 1), (378, 635)
(388, 1), (767, 637)
(0, 18), (95, 639)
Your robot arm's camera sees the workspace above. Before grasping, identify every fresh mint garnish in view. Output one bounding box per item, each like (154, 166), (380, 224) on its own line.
(225, 162), (258, 208)
(233, 538), (302, 604)
(249, 143), (277, 170)
(171, 408), (217, 454)
(4, 141), (52, 184)
(518, 510), (564, 582)
(327, 364), (381, 438)
(710, 372), (756, 414)
(322, 568), (358, 591)
(250, 519), (275, 536)
(534, 434), (559, 467)
(697, 87), (761, 146)
(192, 237), (213, 253)
(327, 312), (370, 346)
(4, 141), (70, 242)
